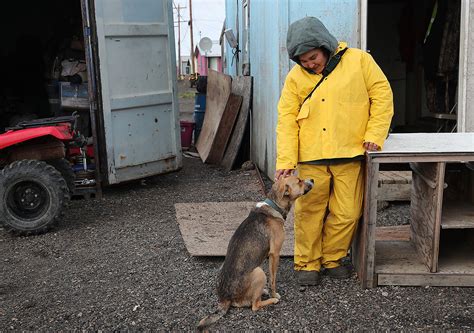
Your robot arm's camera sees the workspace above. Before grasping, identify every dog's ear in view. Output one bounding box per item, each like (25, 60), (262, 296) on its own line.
(278, 183), (290, 201)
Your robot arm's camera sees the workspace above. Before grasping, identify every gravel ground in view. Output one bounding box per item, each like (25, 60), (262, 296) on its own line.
(1, 156), (473, 331)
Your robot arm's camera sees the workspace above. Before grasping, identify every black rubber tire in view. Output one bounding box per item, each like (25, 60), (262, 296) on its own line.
(0, 160), (69, 235)
(46, 158), (75, 194)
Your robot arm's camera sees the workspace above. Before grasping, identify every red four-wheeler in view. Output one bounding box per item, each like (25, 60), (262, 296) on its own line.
(0, 114), (83, 234)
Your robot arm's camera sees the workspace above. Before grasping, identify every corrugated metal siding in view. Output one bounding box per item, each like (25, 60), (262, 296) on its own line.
(225, 0), (361, 178)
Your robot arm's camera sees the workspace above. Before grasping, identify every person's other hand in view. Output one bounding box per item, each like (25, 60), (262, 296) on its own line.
(363, 142), (379, 151)
(274, 169), (295, 181)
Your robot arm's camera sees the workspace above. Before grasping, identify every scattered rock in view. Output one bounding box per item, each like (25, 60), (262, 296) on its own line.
(241, 160), (255, 171)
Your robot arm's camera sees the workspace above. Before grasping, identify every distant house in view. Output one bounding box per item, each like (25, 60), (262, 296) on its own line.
(195, 42), (223, 76)
(178, 56), (191, 76)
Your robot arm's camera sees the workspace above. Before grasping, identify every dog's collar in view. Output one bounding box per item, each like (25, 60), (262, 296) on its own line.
(262, 198), (287, 219)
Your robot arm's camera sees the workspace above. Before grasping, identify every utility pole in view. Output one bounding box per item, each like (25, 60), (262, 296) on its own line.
(173, 2), (186, 78)
(189, 0), (195, 76)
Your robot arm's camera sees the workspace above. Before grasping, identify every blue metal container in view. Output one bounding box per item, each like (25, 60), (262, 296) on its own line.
(193, 93), (206, 142)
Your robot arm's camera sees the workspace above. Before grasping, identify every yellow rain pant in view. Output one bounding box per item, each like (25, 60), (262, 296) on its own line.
(294, 161), (364, 271)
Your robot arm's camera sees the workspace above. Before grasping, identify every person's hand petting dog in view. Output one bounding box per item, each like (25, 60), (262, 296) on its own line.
(274, 169), (295, 181)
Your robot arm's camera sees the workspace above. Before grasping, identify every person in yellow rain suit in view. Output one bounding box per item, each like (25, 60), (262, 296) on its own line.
(275, 17), (393, 286)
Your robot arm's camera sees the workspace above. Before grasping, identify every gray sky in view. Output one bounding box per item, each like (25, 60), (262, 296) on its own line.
(172, 0), (226, 58)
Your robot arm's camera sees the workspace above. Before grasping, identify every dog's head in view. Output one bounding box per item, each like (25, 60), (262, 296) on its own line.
(268, 175), (314, 213)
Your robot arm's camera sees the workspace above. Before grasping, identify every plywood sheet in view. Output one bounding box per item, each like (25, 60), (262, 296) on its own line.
(175, 202), (295, 257)
(221, 76), (253, 171)
(205, 93), (243, 164)
(196, 70), (232, 162)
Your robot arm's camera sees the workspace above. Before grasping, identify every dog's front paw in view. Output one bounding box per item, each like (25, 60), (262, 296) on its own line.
(262, 288), (269, 296)
(272, 291), (281, 300)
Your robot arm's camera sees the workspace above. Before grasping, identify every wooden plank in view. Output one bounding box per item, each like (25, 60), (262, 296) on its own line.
(378, 274), (474, 287)
(205, 93), (243, 164)
(441, 202), (474, 229)
(221, 76), (253, 171)
(375, 225), (410, 241)
(375, 239), (474, 286)
(377, 171), (412, 201)
(377, 183), (411, 201)
(175, 202), (295, 257)
(196, 70), (232, 163)
(397, 171), (413, 183)
(352, 159), (379, 288)
(373, 155), (474, 163)
(378, 171), (397, 184)
(375, 240), (427, 274)
(374, 133), (474, 154)
(409, 162), (445, 272)
(386, 171), (412, 184)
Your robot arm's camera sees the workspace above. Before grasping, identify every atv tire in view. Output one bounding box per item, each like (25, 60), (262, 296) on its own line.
(0, 160), (69, 235)
(46, 158), (75, 195)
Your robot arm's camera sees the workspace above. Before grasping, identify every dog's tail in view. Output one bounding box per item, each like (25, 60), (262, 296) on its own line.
(197, 300), (230, 330)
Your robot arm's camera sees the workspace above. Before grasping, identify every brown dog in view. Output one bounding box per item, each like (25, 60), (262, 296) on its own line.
(197, 175), (314, 329)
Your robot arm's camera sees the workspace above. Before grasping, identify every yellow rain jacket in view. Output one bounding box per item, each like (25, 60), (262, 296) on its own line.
(276, 42), (394, 170)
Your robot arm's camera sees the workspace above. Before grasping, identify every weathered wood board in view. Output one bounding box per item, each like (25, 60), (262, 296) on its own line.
(352, 159), (379, 288)
(205, 93), (243, 165)
(196, 70), (232, 163)
(377, 171), (412, 201)
(377, 133), (474, 154)
(221, 76), (253, 171)
(441, 202), (474, 229)
(409, 162), (445, 273)
(375, 225), (411, 241)
(175, 202), (295, 257)
(375, 240), (474, 286)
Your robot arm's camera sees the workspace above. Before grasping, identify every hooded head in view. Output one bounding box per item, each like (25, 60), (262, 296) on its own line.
(286, 17), (339, 69)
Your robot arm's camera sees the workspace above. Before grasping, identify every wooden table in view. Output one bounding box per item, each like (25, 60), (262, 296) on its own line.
(352, 133), (474, 288)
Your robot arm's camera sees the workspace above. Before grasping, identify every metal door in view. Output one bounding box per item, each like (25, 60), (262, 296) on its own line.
(92, 0), (181, 184)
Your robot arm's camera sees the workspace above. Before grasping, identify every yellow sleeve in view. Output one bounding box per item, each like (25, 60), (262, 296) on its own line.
(276, 74), (300, 170)
(361, 52), (394, 149)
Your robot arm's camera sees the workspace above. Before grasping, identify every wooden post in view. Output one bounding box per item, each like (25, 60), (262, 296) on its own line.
(410, 162), (446, 272)
(189, 0), (195, 75)
(352, 157), (379, 288)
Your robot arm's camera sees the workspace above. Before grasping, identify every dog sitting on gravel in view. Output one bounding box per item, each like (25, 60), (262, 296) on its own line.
(197, 175), (314, 330)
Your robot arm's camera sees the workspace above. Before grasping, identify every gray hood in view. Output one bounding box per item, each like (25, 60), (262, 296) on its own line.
(286, 17), (339, 66)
